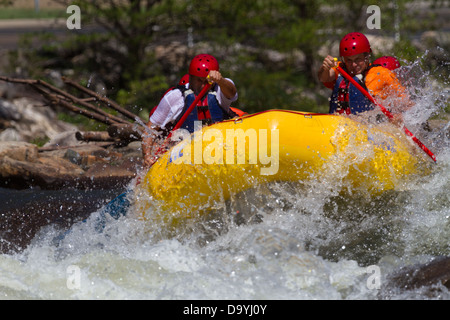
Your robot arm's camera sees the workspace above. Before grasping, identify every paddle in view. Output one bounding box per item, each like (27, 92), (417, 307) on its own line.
(333, 58), (437, 163)
(52, 191), (129, 244)
(170, 78), (213, 134)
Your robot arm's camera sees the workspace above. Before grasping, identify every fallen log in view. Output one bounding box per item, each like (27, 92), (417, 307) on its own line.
(75, 131), (117, 142)
(38, 142), (116, 152)
(108, 123), (143, 141)
(0, 154), (84, 182)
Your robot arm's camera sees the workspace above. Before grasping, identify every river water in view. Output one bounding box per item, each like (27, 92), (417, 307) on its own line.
(0, 57), (449, 301)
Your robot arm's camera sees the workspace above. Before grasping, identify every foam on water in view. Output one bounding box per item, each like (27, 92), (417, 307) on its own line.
(0, 168), (448, 300)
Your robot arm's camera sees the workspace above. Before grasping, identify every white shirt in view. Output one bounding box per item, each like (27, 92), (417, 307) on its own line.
(150, 79), (238, 129)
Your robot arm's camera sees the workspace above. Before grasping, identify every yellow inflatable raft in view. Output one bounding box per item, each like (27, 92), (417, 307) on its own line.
(137, 110), (429, 223)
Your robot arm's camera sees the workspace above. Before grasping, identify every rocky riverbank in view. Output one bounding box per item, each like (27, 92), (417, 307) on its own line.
(0, 95), (144, 190)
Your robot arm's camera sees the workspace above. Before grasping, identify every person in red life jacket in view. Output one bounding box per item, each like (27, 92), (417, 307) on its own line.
(318, 32), (410, 125)
(148, 73), (246, 120)
(142, 54), (238, 168)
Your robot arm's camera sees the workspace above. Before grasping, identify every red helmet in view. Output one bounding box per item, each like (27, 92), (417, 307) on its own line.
(188, 54), (219, 78)
(373, 56), (400, 71)
(339, 32), (371, 57)
(178, 73), (190, 85)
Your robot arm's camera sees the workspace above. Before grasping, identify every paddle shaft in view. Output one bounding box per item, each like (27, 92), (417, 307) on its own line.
(334, 63), (437, 163)
(170, 82), (212, 133)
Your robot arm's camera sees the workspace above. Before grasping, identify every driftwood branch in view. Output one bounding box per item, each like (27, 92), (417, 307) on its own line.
(75, 131), (117, 142)
(38, 142), (116, 152)
(62, 77), (144, 123)
(0, 75), (147, 143)
(30, 83), (121, 126)
(3, 76), (131, 125)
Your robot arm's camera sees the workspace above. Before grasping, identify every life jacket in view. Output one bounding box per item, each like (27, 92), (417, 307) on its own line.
(329, 64), (380, 115)
(150, 87), (246, 120)
(230, 107), (247, 117)
(175, 85), (237, 133)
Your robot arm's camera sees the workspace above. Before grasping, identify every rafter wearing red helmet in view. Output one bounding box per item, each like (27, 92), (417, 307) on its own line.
(142, 54), (239, 168)
(318, 32), (410, 123)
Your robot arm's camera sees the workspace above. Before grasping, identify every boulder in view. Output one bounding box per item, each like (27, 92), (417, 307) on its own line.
(0, 98), (21, 121)
(0, 97), (77, 142)
(0, 141), (38, 162)
(0, 153), (85, 188)
(381, 256), (450, 298)
(43, 130), (83, 148)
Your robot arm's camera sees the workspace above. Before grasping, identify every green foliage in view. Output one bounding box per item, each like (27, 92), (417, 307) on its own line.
(30, 136), (50, 147)
(116, 75), (169, 116)
(232, 67), (328, 114)
(392, 39), (422, 63)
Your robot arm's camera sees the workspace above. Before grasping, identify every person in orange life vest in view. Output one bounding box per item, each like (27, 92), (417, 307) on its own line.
(142, 54), (238, 168)
(318, 32), (410, 125)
